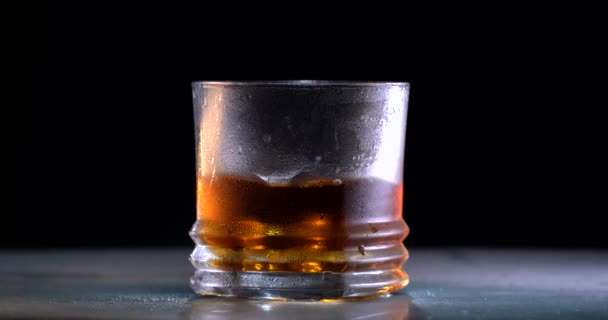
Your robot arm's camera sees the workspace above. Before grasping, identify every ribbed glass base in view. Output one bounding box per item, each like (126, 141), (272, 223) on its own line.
(189, 216), (410, 300)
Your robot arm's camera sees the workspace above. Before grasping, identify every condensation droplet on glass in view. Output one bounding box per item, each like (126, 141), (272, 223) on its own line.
(315, 155), (322, 162)
(238, 146), (243, 154)
(262, 134), (272, 143)
(358, 245), (366, 256)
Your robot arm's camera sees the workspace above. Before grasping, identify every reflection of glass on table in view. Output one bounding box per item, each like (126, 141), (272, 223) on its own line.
(190, 81), (410, 299)
(188, 292), (414, 320)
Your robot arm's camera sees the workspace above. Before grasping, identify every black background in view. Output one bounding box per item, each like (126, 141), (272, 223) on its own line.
(14, 4), (607, 248)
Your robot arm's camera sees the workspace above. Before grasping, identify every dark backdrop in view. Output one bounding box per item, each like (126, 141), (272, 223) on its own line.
(14, 4), (607, 248)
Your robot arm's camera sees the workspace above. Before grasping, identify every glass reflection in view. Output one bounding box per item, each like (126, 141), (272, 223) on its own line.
(188, 293), (415, 320)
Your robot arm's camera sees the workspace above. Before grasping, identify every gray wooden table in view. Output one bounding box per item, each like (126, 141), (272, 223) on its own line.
(1, 249), (607, 319)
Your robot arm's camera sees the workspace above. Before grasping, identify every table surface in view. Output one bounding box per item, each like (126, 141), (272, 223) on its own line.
(1, 248), (607, 319)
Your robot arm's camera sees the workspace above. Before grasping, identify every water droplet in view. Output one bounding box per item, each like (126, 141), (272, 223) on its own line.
(358, 245), (366, 256)
(315, 155), (322, 161)
(238, 146), (243, 154)
(262, 134), (272, 143)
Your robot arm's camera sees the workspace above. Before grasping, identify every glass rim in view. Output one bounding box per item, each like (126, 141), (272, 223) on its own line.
(192, 80), (410, 88)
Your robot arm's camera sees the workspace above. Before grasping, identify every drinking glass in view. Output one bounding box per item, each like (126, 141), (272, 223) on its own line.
(190, 81), (410, 299)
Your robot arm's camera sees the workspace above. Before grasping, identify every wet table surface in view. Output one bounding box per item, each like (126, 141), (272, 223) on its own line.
(1, 248), (607, 319)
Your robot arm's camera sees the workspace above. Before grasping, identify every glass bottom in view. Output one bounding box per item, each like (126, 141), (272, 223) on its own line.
(190, 268), (408, 300)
